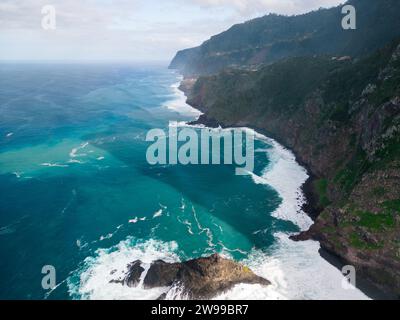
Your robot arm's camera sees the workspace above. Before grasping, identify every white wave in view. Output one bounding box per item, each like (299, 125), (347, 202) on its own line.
(97, 156), (105, 161)
(129, 217), (138, 224)
(40, 162), (69, 168)
(159, 203), (168, 210)
(163, 79), (202, 117)
(191, 206), (215, 248)
(13, 171), (22, 178)
(69, 142), (89, 158)
(172, 121), (206, 129)
(216, 233), (369, 300)
(128, 216), (147, 223)
(60, 189), (76, 215)
(177, 217), (194, 235)
(261, 138), (312, 231)
(180, 198), (186, 211)
(217, 241), (248, 256)
(98, 224), (125, 242)
(76, 238), (89, 250)
(168, 120), (191, 128)
(153, 209), (163, 218)
(68, 159), (84, 164)
(67, 238), (180, 300)
(100, 233), (114, 241)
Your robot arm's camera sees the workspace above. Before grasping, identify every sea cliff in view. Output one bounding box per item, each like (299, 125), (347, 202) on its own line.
(175, 41), (400, 298)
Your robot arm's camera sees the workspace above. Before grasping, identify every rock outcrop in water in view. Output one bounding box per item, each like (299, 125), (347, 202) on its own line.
(117, 254), (270, 299)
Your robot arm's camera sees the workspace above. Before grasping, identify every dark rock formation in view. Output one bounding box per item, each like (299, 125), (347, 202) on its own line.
(123, 254), (270, 299)
(143, 260), (181, 288)
(124, 260), (145, 287)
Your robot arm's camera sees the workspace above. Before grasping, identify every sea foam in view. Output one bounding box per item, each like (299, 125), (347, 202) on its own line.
(67, 238), (180, 300)
(163, 76), (202, 117)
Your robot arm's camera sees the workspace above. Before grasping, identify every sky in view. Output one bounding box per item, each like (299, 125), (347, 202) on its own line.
(0, 0), (344, 62)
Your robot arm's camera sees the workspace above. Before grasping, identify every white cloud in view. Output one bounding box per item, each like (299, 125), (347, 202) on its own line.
(0, 0), (344, 61)
(188, 0), (344, 15)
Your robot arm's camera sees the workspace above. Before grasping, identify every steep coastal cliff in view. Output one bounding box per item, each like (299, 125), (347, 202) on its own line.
(170, 0), (400, 76)
(176, 40), (400, 298)
(170, 0), (400, 299)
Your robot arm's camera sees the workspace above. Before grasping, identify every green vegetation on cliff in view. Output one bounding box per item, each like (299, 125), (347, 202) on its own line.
(170, 0), (400, 76)
(171, 0), (400, 299)
(184, 40), (400, 297)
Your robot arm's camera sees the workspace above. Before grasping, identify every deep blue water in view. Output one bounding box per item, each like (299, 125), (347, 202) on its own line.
(0, 63), (299, 299)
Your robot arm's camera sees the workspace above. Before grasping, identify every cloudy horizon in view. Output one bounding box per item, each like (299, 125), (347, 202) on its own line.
(0, 0), (344, 62)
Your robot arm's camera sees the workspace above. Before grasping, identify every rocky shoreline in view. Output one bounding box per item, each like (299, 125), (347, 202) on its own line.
(112, 254), (270, 300)
(181, 78), (397, 300)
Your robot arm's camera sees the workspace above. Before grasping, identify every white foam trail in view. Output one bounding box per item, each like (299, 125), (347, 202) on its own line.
(70, 142), (89, 158)
(13, 172), (22, 178)
(128, 215), (148, 223)
(67, 238), (180, 300)
(216, 233), (369, 300)
(177, 217), (194, 235)
(40, 162), (69, 168)
(180, 198), (186, 211)
(68, 159), (84, 164)
(60, 189), (76, 215)
(191, 206), (215, 248)
(163, 79), (202, 117)
(76, 239), (89, 250)
(153, 209), (163, 218)
(100, 234), (113, 241)
(261, 138), (312, 231)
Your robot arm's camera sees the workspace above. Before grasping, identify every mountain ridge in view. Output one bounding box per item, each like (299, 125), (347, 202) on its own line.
(170, 0), (400, 76)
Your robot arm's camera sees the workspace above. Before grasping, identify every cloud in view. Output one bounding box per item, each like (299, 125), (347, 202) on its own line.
(0, 0), (139, 30)
(189, 0), (344, 15)
(0, 0), (344, 61)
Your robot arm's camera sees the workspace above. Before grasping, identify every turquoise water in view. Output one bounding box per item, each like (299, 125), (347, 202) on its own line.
(0, 63), (304, 299)
(0, 63), (372, 300)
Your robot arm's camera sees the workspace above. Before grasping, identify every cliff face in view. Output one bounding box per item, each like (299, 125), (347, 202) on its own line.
(183, 41), (400, 298)
(170, 0), (400, 76)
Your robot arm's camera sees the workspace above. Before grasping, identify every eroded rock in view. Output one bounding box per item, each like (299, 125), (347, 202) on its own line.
(121, 254), (270, 299)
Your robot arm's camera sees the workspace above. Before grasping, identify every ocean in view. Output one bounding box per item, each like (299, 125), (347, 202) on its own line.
(0, 63), (368, 300)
